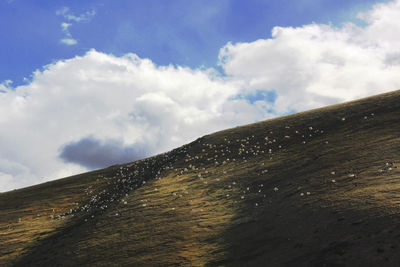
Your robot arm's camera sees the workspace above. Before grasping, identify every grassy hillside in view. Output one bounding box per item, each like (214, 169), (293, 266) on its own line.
(1, 90), (400, 266)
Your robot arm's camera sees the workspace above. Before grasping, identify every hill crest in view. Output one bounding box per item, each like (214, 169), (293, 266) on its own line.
(1, 90), (400, 266)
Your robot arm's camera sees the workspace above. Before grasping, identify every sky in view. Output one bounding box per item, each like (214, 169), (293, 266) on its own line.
(1, 0), (400, 192)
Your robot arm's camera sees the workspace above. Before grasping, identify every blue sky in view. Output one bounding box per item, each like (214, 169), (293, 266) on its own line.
(0, 0), (388, 87)
(2, 0), (400, 191)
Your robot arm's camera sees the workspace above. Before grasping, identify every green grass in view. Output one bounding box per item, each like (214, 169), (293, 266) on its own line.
(1, 90), (400, 266)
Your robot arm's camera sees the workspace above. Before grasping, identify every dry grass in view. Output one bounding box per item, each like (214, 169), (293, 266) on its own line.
(1, 90), (400, 266)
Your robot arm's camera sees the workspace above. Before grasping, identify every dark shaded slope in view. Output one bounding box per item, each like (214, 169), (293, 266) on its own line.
(0, 168), (110, 265)
(1, 90), (400, 266)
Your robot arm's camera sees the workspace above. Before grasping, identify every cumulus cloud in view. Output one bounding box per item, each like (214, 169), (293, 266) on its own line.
(2, 0), (400, 192)
(0, 159), (35, 192)
(219, 0), (400, 114)
(0, 80), (12, 93)
(59, 136), (147, 169)
(0, 50), (269, 192)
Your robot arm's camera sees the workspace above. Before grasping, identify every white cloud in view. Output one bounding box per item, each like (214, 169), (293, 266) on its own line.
(0, 80), (12, 92)
(219, 0), (400, 114)
(60, 38), (78, 46)
(56, 7), (95, 46)
(0, 159), (36, 192)
(0, 50), (270, 192)
(61, 22), (72, 32)
(2, 0), (400, 192)
(59, 22), (77, 45)
(56, 7), (96, 22)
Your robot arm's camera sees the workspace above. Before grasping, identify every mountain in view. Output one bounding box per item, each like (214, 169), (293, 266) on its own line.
(1, 90), (399, 266)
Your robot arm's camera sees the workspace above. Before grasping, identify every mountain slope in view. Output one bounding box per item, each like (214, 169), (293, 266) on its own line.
(1, 90), (400, 266)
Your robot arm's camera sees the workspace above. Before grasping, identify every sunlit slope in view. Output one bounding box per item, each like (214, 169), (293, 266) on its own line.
(1, 90), (400, 266)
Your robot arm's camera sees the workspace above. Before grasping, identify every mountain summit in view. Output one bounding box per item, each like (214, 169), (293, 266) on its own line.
(1, 90), (399, 266)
